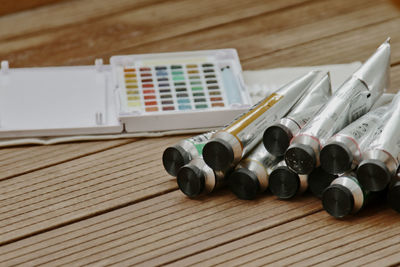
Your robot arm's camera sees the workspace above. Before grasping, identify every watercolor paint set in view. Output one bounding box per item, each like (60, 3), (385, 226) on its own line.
(0, 49), (251, 138)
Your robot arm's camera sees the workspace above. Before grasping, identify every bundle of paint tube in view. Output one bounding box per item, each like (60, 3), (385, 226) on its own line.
(162, 38), (400, 219)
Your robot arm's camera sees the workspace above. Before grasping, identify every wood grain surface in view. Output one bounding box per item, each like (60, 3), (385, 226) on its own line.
(1, 0), (400, 266)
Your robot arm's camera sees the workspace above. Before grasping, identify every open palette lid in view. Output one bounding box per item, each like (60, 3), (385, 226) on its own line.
(0, 49), (250, 138)
(0, 60), (123, 138)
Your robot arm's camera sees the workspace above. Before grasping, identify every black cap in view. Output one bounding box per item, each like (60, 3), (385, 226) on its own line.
(263, 124), (293, 157)
(308, 167), (338, 198)
(357, 159), (391, 192)
(162, 145), (191, 176)
(285, 143), (316, 174)
(322, 184), (354, 218)
(177, 165), (205, 197)
(269, 166), (300, 199)
(229, 168), (260, 200)
(388, 181), (400, 213)
(202, 138), (234, 171)
(320, 142), (353, 175)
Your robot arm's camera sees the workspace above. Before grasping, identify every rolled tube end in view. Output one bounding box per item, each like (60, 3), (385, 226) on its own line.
(320, 142), (353, 175)
(177, 165), (205, 197)
(203, 138), (234, 171)
(163, 146), (191, 176)
(357, 159), (391, 192)
(269, 166), (300, 199)
(263, 124), (293, 157)
(229, 168), (260, 200)
(285, 143), (316, 174)
(322, 184), (354, 218)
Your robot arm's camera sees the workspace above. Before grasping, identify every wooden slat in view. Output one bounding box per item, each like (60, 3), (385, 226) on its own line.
(363, 245), (400, 266)
(0, 0), (67, 16)
(0, 139), (135, 180)
(246, 209), (394, 266)
(170, 207), (391, 266)
(312, 210), (400, 266)
(0, 0), (166, 41)
(0, 135), (186, 245)
(183, 210), (398, 266)
(0, 191), (234, 265)
(111, 0), (399, 61)
(1, 0), (400, 265)
(0, 190), (320, 266)
(294, 211), (400, 266)
(0, 0), (308, 67)
(243, 18), (400, 68)
(168, 211), (331, 266)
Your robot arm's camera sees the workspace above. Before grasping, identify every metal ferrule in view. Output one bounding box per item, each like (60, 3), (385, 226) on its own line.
(279, 117), (300, 137)
(291, 134), (321, 166)
(329, 135), (361, 168)
(236, 159), (268, 191)
(331, 175), (364, 213)
(190, 157), (221, 194)
(236, 142), (281, 191)
(178, 139), (200, 159)
(213, 131), (243, 166)
(362, 149), (398, 177)
(274, 160), (309, 195)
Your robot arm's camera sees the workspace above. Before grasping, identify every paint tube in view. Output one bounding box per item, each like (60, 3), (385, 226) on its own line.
(357, 92), (400, 192)
(322, 173), (384, 218)
(371, 93), (395, 110)
(202, 71), (319, 172)
(162, 130), (216, 176)
(228, 141), (282, 200)
(388, 167), (400, 213)
(177, 157), (226, 197)
(263, 72), (332, 157)
(285, 39), (390, 175)
(268, 160), (308, 199)
(320, 104), (391, 175)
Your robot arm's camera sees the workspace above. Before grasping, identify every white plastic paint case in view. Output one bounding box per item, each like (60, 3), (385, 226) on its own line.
(0, 49), (251, 138)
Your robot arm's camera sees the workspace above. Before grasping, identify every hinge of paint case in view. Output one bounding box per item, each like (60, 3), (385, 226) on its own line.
(1, 61), (9, 74)
(95, 58), (103, 72)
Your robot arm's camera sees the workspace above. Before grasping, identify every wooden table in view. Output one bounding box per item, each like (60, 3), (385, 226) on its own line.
(1, 0), (400, 266)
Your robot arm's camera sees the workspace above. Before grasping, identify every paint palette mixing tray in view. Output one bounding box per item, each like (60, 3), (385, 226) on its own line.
(0, 49), (251, 138)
